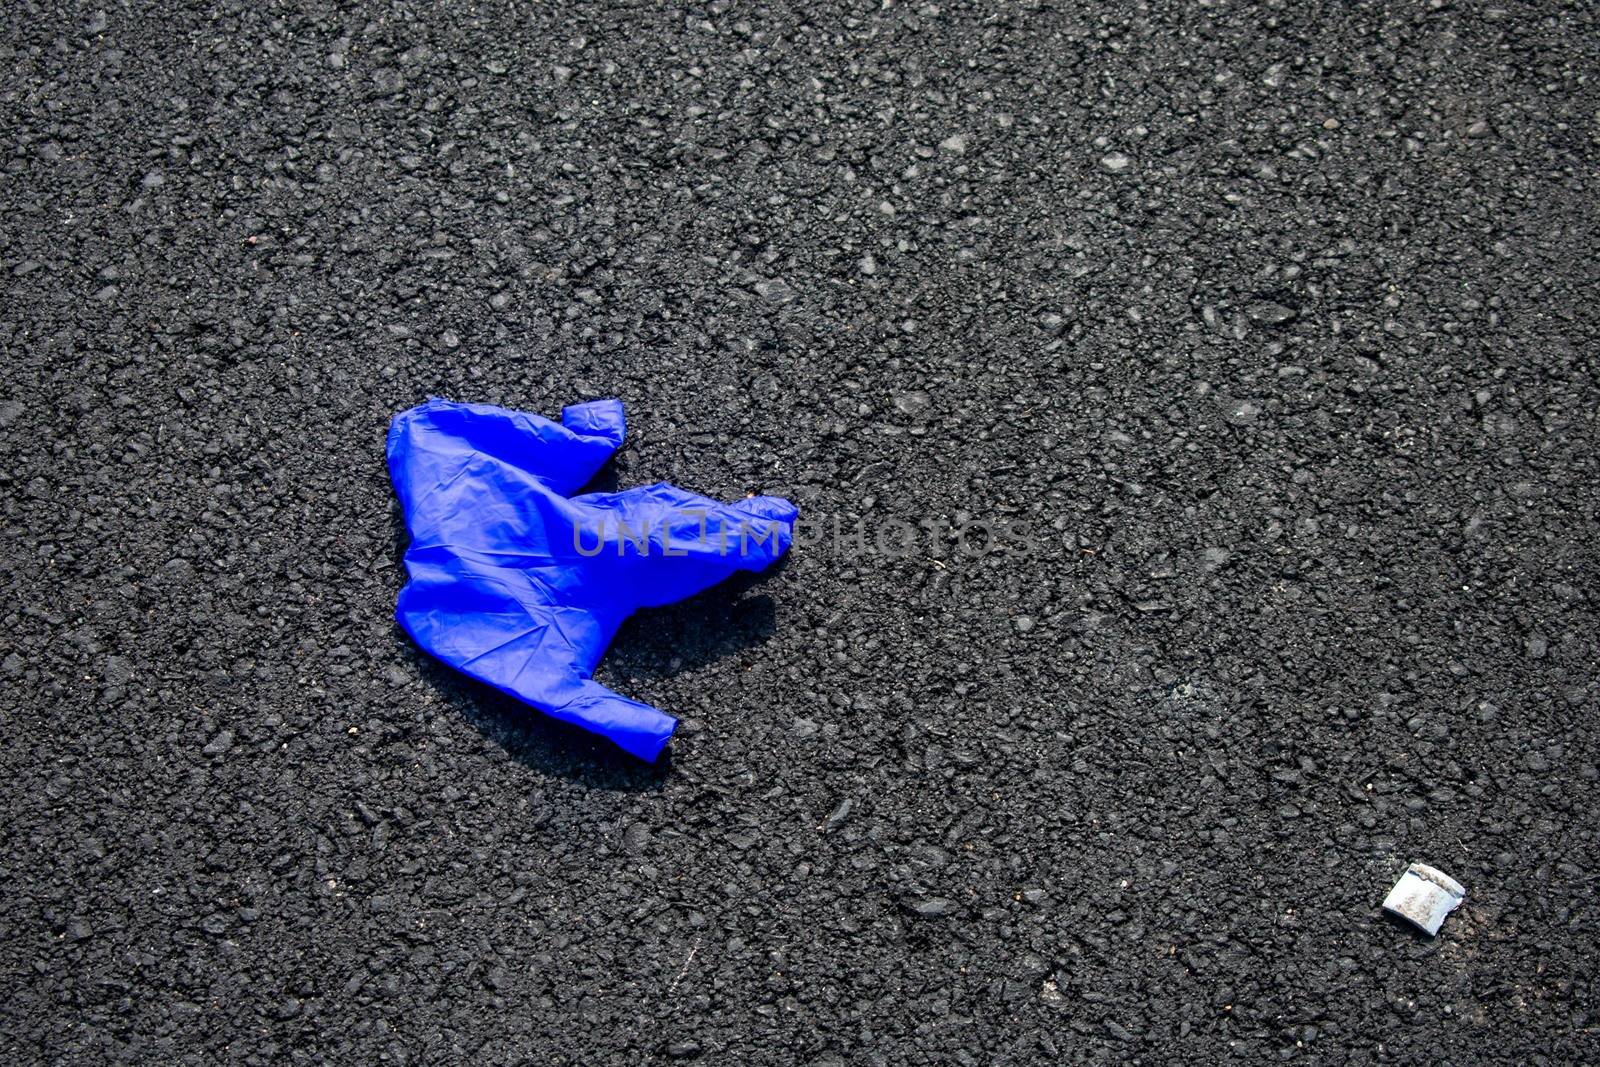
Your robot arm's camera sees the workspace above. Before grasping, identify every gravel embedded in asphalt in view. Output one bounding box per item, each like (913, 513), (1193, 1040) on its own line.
(2, 1), (1598, 1062)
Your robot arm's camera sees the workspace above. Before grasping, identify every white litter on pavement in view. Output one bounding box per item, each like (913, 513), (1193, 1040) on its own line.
(1383, 863), (1466, 936)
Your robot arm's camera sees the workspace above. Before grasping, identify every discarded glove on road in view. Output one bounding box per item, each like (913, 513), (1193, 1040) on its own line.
(387, 398), (797, 761)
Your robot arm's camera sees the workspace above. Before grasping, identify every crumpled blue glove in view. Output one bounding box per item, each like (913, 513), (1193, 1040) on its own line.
(387, 397), (797, 761)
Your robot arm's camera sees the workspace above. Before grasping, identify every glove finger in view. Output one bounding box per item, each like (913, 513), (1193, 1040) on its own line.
(561, 399), (626, 450)
(708, 498), (794, 569)
(730, 494), (799, 524)
(390, 398), (625, 501)
(551, 680), (677, 763)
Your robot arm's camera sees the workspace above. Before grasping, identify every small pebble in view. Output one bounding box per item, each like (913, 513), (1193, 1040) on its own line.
(907, 897), (956, 918)
(622, 822), (651, 854)
(823, 798), (854, 831)
(1222, 398), (1261, 427)
(754, 278), (794, 303)
(892, 390), (930, 416)
(1247, 301), (1297, 325)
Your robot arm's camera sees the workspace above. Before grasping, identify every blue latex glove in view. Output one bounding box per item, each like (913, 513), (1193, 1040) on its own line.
(387, 398), (797, 761)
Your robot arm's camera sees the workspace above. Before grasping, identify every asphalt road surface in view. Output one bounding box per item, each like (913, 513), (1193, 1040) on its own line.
(3, 1), (1598, 1062)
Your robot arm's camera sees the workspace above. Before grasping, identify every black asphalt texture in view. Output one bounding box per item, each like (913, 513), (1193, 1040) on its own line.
(3, 1), (1598, 1062)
